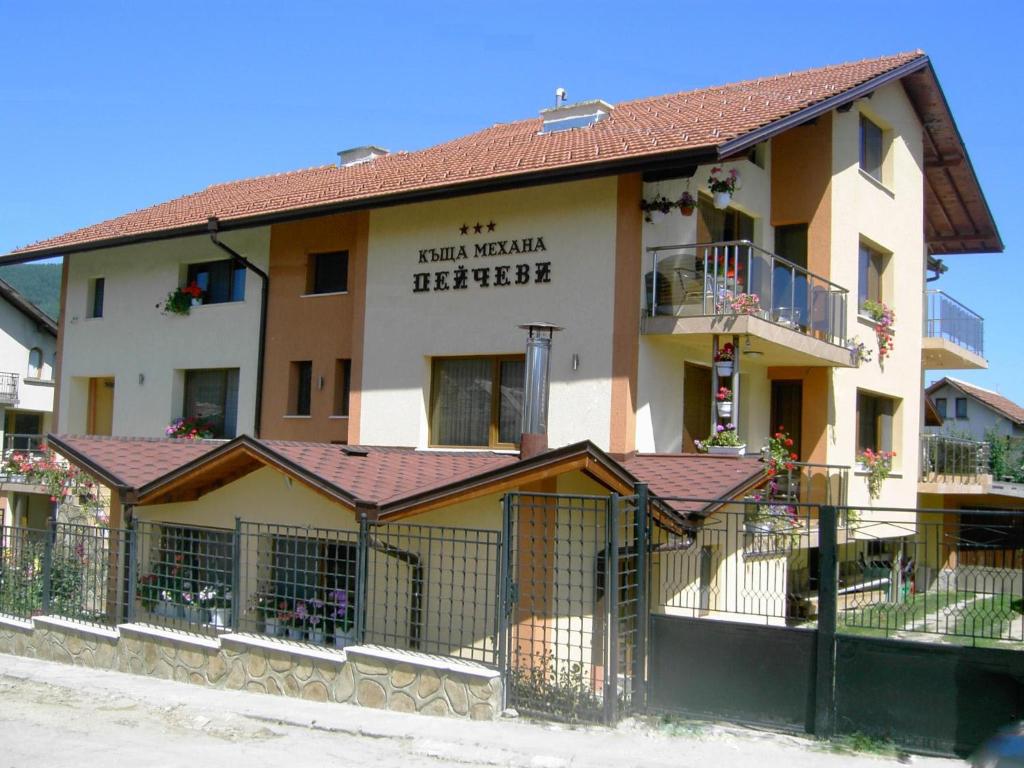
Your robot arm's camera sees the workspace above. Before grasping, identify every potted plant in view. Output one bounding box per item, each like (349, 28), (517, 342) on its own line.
(762, 426), (799, 497)
(717, 291), (761, 316)
(165, 416), (215, 440)
(744, 500), (798, 534)
(695, 423), (745, 456)
(716, 386), (733, 419)
(708, 166), (739, 209)
(846, 336), (872, 366)
(204, 585), (231, 630)
(329, 589), (356, 649)
(714, 343), (735, 377)
(862, 300), (895, 362)
(639, 194), (675, 223)
(181, 583), (206, 625)
(677, 191), (697, 216)
(306, 598), (327, 645)
(858, 448), (896, 500)
(137, 573), (159, 613)
(288, 600), (308, 640)
(265, 599), (294, 638)
(161, 281), (203, 315)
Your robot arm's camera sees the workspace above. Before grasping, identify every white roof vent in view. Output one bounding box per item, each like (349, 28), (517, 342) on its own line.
(539, 99), (613, 134)
(337, 145), (389, 167)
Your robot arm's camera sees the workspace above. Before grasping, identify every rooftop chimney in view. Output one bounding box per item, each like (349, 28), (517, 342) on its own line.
(519, 322), (561, 460)
(337, 145), (389, 167)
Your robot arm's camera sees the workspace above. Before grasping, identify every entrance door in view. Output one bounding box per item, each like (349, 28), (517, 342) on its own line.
(683, 363), (711, 453)
(770, 380), (803, 458)
(88, 377), (115, 436)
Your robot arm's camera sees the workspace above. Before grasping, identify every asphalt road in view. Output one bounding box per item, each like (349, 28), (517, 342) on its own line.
(0, 654), (965, 768)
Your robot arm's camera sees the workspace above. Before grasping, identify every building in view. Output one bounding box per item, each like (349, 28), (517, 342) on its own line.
(0, 276), (57, 528)
(925, 377), (1024, 442)
(0, 52), (1008, 685)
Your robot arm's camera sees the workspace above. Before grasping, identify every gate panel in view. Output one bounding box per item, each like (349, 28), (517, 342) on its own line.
(835, 635), (1024, 757)
(648, 614), (817, 731)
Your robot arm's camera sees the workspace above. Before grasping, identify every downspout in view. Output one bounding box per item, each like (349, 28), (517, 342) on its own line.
(207, 217), (268, 438)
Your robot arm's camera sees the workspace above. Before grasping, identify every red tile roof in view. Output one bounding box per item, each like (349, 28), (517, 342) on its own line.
(927, 378), (1024, 426)
(621, 453), (765, 514)
(54, 435), (222, 489)
(49, 435), (764, 515)
(12, 52), (925, 257)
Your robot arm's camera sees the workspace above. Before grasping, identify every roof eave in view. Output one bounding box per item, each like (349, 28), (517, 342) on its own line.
(0, 277), (58, 334)
(46, 433), (133, 496)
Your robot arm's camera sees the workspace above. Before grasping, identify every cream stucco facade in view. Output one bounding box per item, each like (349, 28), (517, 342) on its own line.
(57, 229), (268, 438)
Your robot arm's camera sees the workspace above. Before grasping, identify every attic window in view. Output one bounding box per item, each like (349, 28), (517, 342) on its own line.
(539, 99), (613, 134)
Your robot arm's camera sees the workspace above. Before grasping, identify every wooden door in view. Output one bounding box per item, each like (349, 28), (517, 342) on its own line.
(683, 363), (712, 453)
(770, 380), (803, 458)
(88, 377), (115, 436)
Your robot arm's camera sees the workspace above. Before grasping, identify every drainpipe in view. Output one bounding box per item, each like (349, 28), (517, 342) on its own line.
(518, 322), (562, 460)
(207, 217), (268, 438)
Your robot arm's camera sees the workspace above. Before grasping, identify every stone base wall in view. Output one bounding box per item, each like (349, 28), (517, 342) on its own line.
(0, 616), (501, 720)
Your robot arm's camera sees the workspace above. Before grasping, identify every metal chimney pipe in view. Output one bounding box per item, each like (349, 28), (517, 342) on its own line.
(519, 322), (562, 459)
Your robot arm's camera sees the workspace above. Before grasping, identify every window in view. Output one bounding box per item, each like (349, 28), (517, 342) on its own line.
(858, 243), (886, 309)
(270, 535), (357, 642)
(289, 361), (313, 416)
(955, 397), (968, 419)
(860, 115), (884, 182)
(27, 347), (43, 379)
(430, 356), (524, 447)
(157, 524), (233, 596)
(307, 251), (348, 295)
(333, 359), (351, 417)
(88, 277), (105, 319)
(774, 224), (808, 269)
(857, 391), (896, 453)
(935, 397), (948, 420)
(186, 260), (246, 304)
(184, 368), (239, 438)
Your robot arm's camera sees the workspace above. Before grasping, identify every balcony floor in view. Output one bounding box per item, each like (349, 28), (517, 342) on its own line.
(642, 313), (854, 368)
(922, 337), (987, 370)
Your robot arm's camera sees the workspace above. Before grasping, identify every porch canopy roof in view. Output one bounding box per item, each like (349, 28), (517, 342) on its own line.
(46, 434), (766, 521)
(4, 50), (1000, 263)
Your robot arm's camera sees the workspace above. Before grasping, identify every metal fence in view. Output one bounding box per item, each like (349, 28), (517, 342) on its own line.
(0, 523), (125, 624)
(837, 508), (1023, 646)
(920, 433), (989, 483)
(0, 372), (18, 405)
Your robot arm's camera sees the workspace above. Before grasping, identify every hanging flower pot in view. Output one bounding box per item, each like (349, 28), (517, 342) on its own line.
(713, 191), (732, 210)
(715, 361), (733, 378)
(677, 191), (697, 217)
(717, 401), (733, 419)
(708, 166), (739, 210)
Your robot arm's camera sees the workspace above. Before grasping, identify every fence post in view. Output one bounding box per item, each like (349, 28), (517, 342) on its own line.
(497, 493), (513, 699)
(355, 512), (369, 643)
(814, 505), (838, 737)
(633, 483), (649, 712)
(604, 492), (620, 725)
(126, 520), (138, 623)
(231, 516), (242, 631)
(41, 518), (55, 615)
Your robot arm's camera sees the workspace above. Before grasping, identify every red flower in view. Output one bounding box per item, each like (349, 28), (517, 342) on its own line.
(784, 438), (794, 447)
(790, 452), (798, 460)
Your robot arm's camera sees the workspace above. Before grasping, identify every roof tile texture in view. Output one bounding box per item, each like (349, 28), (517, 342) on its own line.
(16, 53), (923, 255)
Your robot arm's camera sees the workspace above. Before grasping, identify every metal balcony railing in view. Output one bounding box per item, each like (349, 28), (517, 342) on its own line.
(760, 461), (850, 507)
(0, 372), (18, 404)
(646, 241), (849, 345)
(4, 433), (46, 454)
(925, 289), (984, 357)
(920, 433), (989, 483)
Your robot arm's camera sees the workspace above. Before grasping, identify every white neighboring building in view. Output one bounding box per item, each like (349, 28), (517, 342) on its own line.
(0, 276), (57, 528)
(925, 377), (1024, 442)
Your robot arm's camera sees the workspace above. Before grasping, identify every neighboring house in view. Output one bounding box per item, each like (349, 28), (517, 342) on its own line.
(0, 276), (57, 528)
(0, 52), (1006, 657)
(925, 377), (1024, 441)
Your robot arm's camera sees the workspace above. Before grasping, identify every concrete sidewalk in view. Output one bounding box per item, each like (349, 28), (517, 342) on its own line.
(0, 653), (964, 767)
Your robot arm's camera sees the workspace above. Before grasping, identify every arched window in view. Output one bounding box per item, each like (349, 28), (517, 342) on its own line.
(28, 347), (43, 379)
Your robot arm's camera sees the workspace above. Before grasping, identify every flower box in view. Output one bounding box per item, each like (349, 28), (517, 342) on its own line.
(708, 444), (746, 457)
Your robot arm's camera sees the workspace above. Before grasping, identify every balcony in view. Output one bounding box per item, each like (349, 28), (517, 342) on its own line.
(643, 241), (853, 367)
(919, 433), (990, 492)
(922, 290), (986, 369)
(0, 372), (18, 405)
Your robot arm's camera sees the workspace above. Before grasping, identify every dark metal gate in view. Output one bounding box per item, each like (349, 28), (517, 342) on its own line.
(500, 491), (645, 723)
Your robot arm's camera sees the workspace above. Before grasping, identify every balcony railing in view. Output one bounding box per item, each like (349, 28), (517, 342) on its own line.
(0, 372), (18, 405)
(4, 433), (46, 454)
(763, 461), (850, 507)
(925, 289), (984, 357)
(920, 433), (989, 484)
(646, 241), (849, 345)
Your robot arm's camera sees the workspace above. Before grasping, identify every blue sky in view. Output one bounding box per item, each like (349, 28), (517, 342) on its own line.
(1, 0), (1019, 402)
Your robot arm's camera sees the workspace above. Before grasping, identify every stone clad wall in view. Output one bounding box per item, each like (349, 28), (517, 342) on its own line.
(0, 616), (501, 720)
